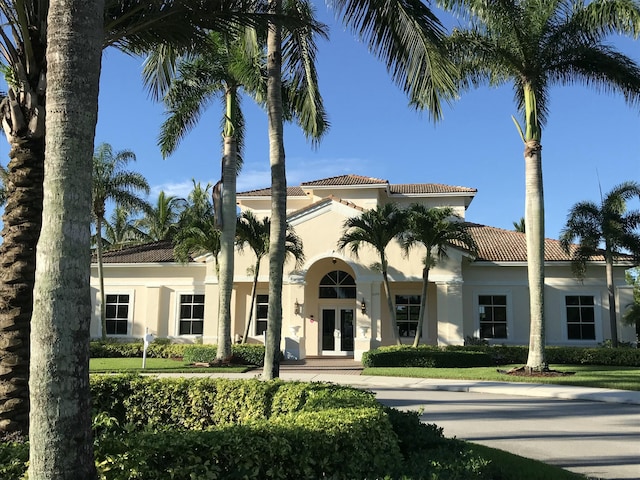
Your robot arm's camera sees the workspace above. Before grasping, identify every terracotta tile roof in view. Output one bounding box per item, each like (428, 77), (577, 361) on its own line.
(237, 186), (306, 197)
(301, 174), (388, 186)
(390, 183), (476, 194)
(287, 195), (364, 220)
(464, 223), (622, 263)
(96, 240), (189, 264)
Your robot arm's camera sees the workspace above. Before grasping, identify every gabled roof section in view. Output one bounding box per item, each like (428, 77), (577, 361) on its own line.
(465, 223), (630, 263)
(237, 186), (306, 197)
(390, 183), (477, 195)
(301, 174), (388, 187)
(287, 195), (364, 222)
(96, 240), (190, 264)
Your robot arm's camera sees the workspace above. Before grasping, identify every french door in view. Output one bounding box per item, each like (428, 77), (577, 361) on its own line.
(321, 307), (354, 354)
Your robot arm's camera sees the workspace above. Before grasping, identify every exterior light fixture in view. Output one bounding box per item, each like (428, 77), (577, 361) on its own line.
(294, 300), (302, 315)
(361, 298), (366, 314)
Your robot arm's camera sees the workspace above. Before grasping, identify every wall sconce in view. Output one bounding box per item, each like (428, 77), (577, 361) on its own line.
(294, 299), (302, 315)
(361, 298), (366, 314)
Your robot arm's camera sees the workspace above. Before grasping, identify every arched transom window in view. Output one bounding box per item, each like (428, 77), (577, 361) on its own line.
(319, 270), (356, 299)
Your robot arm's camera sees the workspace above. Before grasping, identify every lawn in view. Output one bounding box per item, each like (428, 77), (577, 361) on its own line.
(362, 364), (640, 391)
(89, 357), (250, 373)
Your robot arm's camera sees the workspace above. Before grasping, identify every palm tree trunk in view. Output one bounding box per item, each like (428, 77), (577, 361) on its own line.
(0, 136), (44, 436)
(242, 262), (261, 343)
(382, 266), (401, 346)
(412, 266), (430, 348)
(524, 139), (547, 370)
(263, 2), (285, 380)
(29, 0), (102, 477)
(605, 245), (619, 347)
(96, 215), (107, 340)
(216, 134), (236, 361)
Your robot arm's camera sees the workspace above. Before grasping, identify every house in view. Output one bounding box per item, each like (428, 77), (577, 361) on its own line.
(90, 174), (637, 360)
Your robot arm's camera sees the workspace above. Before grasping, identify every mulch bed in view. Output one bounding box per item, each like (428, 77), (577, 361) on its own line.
(498, 366), (576, 377)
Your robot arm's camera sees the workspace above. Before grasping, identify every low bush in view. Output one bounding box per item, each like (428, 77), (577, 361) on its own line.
(362, 345), (640, 368)
(182, 344), (266, 366)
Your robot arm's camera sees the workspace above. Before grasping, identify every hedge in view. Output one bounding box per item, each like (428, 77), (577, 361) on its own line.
(362, 345), (640, 367)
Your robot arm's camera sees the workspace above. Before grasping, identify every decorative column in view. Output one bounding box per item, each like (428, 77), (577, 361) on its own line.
(435, 280), (465, 345)
(354, 281), (374, 361)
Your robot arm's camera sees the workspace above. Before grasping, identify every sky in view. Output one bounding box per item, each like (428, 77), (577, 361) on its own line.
(4, 3), (639, 241)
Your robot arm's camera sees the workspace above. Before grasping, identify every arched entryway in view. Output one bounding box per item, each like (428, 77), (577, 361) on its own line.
(318, 270), (356, 355)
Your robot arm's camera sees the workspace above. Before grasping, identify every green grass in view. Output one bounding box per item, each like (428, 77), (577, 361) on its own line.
(89, 357), (251, 374)
(469, 443), (587, 480)
(362, 364), (640, 391)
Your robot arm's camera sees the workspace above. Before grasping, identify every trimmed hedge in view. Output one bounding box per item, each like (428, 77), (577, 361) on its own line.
(89, 341), (266, 366)
(362, 345), (640, 367)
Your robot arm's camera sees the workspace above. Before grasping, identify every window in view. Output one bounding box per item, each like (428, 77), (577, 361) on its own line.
(319, 270), (356, 299)
(478, 295), (507, 339)
(566, 296), (595, 340)
(395, 295), (420, 337)
(256, 294), (268, 335)
(105, 294), (129, 335)
(179, 294), (204, 335)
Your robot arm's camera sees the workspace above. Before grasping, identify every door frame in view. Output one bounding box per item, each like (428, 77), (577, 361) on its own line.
(320, 305), (355, 356)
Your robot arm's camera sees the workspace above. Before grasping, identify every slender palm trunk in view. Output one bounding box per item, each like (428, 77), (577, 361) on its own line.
(0, 136), (44, 436)
(605, 245), (619, 347)
(29, 0), (102, 477)
(263, 2), (285, 380)
(242, 261), (261, 343)
(524, 140), (546, 370)
(96, 215), (107, 340)
(382, 260), (400, 345)
(413, 266), (430, 348)
(217, 134), (236, 361)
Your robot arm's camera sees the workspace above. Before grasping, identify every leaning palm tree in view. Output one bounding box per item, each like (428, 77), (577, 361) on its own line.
(337, 203), (409, 345)
(135, 191), (186, 242)
(0, 0), (286, 436)
(560, 181), (640, 347)
(92, 143), (150, 340)
(235, 210), (304, 342)
(439, 0), (640, 371)
(401, 205), (478, 347)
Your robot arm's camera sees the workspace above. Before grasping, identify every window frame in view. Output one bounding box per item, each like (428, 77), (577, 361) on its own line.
(104, 290), (134, 337)
(176, 292), (205, 337)
(255, 293), (269, 336)
(477, 294), (509, 340)
(395, 294), (421, 338)
(473, 291), (512, 342)
(563, 294), (600, 342)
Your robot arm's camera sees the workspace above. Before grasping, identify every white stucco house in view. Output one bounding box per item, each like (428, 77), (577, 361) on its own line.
(90, 174), (637, 360)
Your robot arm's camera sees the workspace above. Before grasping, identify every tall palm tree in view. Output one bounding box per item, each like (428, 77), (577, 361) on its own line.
(0, 164), (7, 206)
(439, 0), (640, 371)
(401, 205), (478, 347)
(29, 0), (102, 476)
(92, 143), (150, 340)
(145, 2), (328, 367)
(135, 191), (186, 242)
(337, 203), (409, 345)
(0, 0), (284, 436)
(560, 181), (640, 347)
(235, 210), (304, 342)
(513, 217), (526, 233)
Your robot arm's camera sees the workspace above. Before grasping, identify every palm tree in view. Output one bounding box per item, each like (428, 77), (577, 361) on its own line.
(29, 0), (101, 476)
(439, 0), (640, 371)
(401, 205), (478, 347)
(513, 217), (526, 233)
(235, 210), (304, 342)
(135, 191), (186, 242)
(0, 164), (7, 206)
(173, 182), (221, 265)
(560, 181), (640, 347)
(98, 206), (146, 250)
(0, 0), (286, 436)
(92, 143), (150, 340)
(337, 203), (409, 345)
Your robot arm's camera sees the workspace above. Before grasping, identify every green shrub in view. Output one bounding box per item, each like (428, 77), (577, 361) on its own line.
(182, 344), (266, 366)
(0, 441), (28, 480)
(89, 340), (188, 359)
(362, 346), (495, 368)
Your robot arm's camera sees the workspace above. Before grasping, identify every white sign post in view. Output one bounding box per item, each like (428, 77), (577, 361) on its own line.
(142, 328), (154, 369)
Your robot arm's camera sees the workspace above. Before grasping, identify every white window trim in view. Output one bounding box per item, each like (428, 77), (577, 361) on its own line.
(395, 293), (422, 339)
(473, 290), (512, 342)
(254, 293), (269, 337)
(562, 292), (602, 344)
(104, 289), (135, 337)
(174, 290), (206, 338)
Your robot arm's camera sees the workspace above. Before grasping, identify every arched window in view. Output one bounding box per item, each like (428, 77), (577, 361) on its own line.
(319, 270), (356, 299)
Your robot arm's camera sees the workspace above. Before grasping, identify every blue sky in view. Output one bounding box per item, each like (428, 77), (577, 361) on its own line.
(5, 3), (639, 240)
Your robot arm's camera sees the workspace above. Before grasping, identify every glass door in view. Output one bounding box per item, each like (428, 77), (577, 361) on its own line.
(321, 308), (354, 354)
